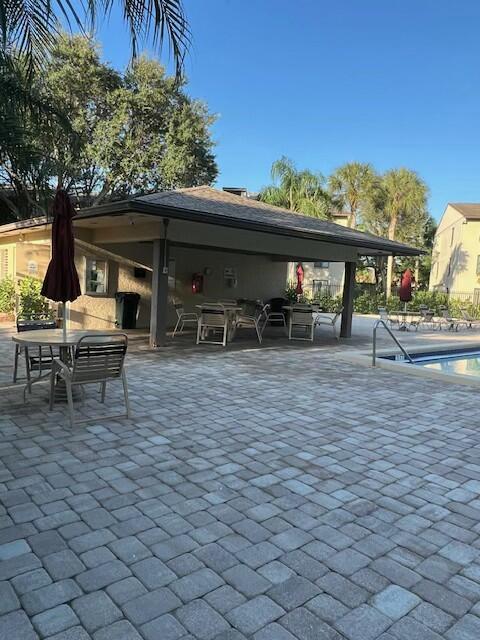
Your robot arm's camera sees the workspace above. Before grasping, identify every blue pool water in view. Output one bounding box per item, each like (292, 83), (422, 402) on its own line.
(382, 348), (480, 377)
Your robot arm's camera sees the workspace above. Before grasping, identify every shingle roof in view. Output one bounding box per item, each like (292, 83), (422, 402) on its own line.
(131, 186), (420, 255)
(450, 203), (480, 220)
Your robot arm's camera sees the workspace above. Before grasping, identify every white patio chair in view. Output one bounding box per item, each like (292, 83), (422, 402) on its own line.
(460, 309), (480, 329)
(235, 303), (269, 344)
(314, 306), (344, 340)
(172, 302), (198, 337)
(49, 333), (130, 427)
(288, 304), (314, 341)
(196, 304), (229, 346)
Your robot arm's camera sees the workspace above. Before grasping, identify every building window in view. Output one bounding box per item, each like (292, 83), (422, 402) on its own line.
(0, 249), (8, 279)
(85, 258), (108, 294)
(314, 261), (330, 268)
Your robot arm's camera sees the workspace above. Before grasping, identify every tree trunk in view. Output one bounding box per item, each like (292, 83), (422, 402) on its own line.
(386, 214), (397, 298)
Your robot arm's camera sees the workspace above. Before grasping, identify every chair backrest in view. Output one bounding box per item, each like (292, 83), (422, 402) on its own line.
(17, 318), (56, 332)
(332, 307), (344, 322)
(291, 305), (313, 326)
(72, 334), (128, 383)
(269, 297), (287, 313)
(199, 305), (227, 327)
(460, 308), (471, 321)
(174, 302), (184, 318)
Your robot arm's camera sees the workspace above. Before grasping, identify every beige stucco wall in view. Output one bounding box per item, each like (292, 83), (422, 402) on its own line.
(429, 205), (480, 295)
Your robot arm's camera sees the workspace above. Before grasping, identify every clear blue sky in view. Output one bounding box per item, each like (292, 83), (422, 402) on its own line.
(82, 0), (480, 220)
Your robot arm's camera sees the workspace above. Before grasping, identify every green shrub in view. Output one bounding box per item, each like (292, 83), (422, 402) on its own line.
(18, 277), (51, 319)
(284, 282), (298, 303)
(313, 292), (343, 312)
(354, 292), (386, 314)
(0, 276), (15, 314)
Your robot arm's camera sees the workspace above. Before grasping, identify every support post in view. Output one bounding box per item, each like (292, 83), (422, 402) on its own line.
(340, 261), (356, 338)
(150, 238), (169, 348)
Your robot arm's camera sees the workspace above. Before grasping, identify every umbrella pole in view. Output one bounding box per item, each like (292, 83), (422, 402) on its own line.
(63, 302), (67, 341)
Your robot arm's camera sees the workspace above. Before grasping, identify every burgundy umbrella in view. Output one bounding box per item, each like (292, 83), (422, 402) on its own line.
(398, 268), (413, 310)
(296, 263), (304, 296)
(41, 189), (81, 338)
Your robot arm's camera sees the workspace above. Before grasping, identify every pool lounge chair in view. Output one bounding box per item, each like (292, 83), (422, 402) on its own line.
(460, 309), (480, 329)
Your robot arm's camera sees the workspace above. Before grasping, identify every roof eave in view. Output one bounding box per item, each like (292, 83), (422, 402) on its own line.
(77, 200), (423, 256)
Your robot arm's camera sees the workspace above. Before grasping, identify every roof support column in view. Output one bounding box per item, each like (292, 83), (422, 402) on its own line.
(340, 261), (356, 338)
(150, 236), (169, 348)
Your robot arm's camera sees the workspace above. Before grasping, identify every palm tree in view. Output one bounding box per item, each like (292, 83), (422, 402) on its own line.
(379, 168), (429, 296)
(259, 157), (334, 219)
(328, 162), (377, 228)
(1, 1), (189, 78)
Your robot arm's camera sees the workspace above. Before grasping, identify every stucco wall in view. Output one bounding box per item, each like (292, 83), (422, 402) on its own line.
(429, 205), (480, 294)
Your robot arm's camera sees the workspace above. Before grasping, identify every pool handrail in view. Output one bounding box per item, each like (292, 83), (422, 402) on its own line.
(372, 319), (413, 366)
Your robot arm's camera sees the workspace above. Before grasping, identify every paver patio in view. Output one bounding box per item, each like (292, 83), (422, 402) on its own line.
(1, 324), (480, 639)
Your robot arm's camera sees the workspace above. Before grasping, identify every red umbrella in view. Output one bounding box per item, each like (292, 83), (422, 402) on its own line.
(41, 189), (81, 337)
(399, 268), (413, 304)
(296, 263), (304, 295)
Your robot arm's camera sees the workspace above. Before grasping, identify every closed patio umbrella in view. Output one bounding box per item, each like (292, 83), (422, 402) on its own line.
(41, 189), (81, 339)
(296, 263), (304, 296)
(399, 268), (413, 310)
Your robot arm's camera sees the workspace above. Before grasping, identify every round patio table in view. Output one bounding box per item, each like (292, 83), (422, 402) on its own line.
(12, 329), (120, 396)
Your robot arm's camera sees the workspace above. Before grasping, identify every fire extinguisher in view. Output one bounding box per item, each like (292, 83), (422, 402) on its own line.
(192, 273), (203, 294)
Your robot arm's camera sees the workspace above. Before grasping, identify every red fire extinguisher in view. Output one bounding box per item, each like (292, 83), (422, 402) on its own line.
(192, 273), (203, 294)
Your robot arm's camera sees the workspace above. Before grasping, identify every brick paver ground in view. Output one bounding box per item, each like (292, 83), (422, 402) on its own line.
(1, 326), (480, 639)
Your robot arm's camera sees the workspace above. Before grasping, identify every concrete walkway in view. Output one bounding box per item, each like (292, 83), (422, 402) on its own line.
(1, 322), (480, 639)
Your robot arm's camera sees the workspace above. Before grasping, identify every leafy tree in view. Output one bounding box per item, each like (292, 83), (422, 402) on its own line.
(259, 157), (334, 219)
(0, 35), (217, 219)
(328, 162), (378, 228)
(1, 1), (189, 78)
(363, 168), (429, 296)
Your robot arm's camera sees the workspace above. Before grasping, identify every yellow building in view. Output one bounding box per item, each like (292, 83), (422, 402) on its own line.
(429, 203), (480, 303)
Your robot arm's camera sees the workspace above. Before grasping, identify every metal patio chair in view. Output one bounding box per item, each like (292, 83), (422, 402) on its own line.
(460, 308), (480, 329)
(235, 302), (269, 344)
(49, 333), (130, 427)
(13, 318), (58, 383)
(314, 306), (344, 340)
(196, 304), (229, 346)
(172, 302), (198, 337)
(288, 304), (315, 341)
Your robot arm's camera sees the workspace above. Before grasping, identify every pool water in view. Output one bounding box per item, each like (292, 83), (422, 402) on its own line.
(382, 349), (480, 378)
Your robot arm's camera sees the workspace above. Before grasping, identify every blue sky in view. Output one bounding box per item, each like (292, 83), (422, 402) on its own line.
(80, 0), (480, 220)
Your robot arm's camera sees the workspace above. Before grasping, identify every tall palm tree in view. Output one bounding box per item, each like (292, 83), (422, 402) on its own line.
(1, 1), (189, 77)
(379, 168), (429, 296)
(259, 157), (334, 219)
(328, 162), (377, 228)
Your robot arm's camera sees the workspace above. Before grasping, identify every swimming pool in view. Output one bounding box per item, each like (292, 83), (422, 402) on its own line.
(381, 347), (480, 378)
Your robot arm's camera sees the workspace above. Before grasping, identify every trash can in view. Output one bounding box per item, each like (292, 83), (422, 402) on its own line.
(115, 292), (140, 329)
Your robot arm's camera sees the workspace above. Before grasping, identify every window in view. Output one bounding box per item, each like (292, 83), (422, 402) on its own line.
(85, 258), (108, 294)
(312, 279), (329, 296)
(0, 249), (8, 279)
(314, 261), (330, 268)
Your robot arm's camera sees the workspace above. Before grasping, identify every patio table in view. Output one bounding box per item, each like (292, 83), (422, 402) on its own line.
(12, 329), (119, 396)
(396, 310), (421, 331)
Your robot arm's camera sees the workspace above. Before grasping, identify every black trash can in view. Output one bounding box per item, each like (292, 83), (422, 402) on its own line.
(115, 292), (140, 329)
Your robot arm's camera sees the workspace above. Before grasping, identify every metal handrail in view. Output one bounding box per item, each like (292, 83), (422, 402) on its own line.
(372, 319), (413, 366)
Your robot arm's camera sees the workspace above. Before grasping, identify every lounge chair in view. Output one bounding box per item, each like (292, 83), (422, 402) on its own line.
(314, 307), (344, 340)
(460, 309), (480, 329)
